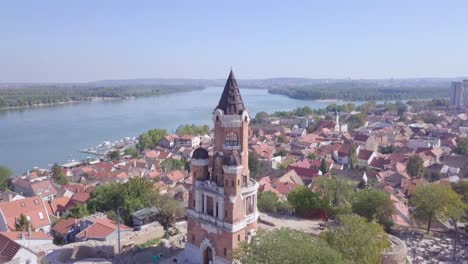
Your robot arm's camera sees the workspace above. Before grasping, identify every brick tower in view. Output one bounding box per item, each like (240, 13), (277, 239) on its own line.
(184, 70), (259, 264)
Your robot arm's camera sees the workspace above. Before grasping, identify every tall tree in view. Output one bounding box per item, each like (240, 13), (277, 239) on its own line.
(320, 158), (329, 174)
(407, 155), (425, 178)
(51, 163), (68, 185)
(68, 204), (90, 219)
(348, 146), (358, 169)
(124, 147), (140, 158)
(0, 166), (13, 191)
(108, 150), (121, 161)
(411, 183), (465, 233)
(248, 151), (260, 179)
(288, 186), (323, 216)
(15, 214), (31, 231)
(257, 191), (279, 213)
(352, 189), (395, 230)
(321, 214), (390, 264)
(151, 194), (183, 231)
(234, 228), (347, 264)
(314, 176), (355, 218)
(454, 138), (468, 155)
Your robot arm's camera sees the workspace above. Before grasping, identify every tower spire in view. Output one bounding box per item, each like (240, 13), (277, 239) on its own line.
(216, 69), (245, 115)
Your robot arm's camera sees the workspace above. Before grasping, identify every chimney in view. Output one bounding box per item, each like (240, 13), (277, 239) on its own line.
(8, 193), (12, 201)
(28, 227), (32, 238)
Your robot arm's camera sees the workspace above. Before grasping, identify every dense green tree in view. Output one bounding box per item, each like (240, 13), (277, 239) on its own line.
(411, 183), (465, 233)
(175, 124), (209, 136)
(248, 151), (261, 178)
(274, 149), (289, 157)
(306, 152), (317, 159)
(137, 129), (167, 151)
(87, 177), (154, 225)
(68, 204), (90, 219)
(407, 155), (425, 178)
(352, 189), (394, 230)
(424, 171), (441, 182)
(346, 113), (367, 130)
(151, 194), (183, 231)
(320, 158), (329, 174)
(234, 228), (348, 264)
(348, 146), (358, 169)
(454, 138), (468, 155)
(314, 176), (355, 218)
(277, 158), (294, 170)
(0, 166), (13, 191)
(451, 181), (468, 203)
(51, 163), (68, 185)
(257, 191), (279, 213)
(161, 158), (186, 171)
(108, 150), (121, 161)
(276, 135), (286, 143)
(254, 111), (269, 120)
(321, 214), (390, 264)
(124, 147), (140, 158)
(15, 214), (31, 231)
(288, 186), (323, 216)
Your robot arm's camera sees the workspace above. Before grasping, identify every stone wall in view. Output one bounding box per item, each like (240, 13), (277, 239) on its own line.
(381, 235), (407, 264)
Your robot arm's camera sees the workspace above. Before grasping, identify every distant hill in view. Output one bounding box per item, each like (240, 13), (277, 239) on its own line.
(2, 76), (467, 89)
(84, 76), (468, 90)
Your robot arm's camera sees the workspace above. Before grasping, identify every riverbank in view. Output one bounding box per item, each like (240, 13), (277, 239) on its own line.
(0, 97), (123, 111)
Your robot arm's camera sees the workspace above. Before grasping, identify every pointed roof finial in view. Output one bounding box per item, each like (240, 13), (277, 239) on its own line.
(216, 69), (245, 115)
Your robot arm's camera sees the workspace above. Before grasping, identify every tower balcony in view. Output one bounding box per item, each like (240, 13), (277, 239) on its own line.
(241, 178), (259, 196)
(195, 180), (224, 196)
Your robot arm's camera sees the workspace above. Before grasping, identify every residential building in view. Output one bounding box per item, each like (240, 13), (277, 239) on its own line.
(450, 81), (464, 108)
(0, 196), (51, 232)
(12, 178), (57, 201)
(75, 217), (132, 242)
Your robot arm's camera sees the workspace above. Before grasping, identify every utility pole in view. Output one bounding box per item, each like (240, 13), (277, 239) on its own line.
(117, 207), (121, 255)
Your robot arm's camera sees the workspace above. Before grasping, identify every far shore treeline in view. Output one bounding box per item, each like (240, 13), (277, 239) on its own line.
(269, 85), (449, 101)
(0, 85), (203, 109)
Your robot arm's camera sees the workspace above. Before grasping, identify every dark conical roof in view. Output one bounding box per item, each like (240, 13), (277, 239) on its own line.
(192, 147), (209, 160)
(216, 70), (245, 115)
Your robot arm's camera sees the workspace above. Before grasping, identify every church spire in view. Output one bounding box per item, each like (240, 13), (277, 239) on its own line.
(216, 69), (245, 115)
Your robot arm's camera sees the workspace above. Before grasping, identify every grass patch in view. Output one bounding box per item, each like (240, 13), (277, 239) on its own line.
(139, 238), (161, 249)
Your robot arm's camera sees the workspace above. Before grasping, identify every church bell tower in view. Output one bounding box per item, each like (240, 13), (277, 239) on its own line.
(184, 70), (259, 264)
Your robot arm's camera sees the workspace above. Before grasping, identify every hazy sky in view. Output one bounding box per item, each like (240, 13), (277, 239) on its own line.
(1, 0), (468, 82)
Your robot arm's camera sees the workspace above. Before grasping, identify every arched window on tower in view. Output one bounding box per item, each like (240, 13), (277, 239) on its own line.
(225, 132), (238, 146)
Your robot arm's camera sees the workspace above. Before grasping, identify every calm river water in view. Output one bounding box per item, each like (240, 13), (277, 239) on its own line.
(0, 87), (351, 173)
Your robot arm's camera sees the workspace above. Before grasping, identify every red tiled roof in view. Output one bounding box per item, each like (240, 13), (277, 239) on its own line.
(75, 217), (131, 240)
(30, 180), (57, 197)
(0, 233), (20, 263)
(274, 182), (298, 195)
(51, 218), (77, 236)
(165, 171), (185, 183)
(0, 196), (50, 231)
(144, 150), (159, 159)
(71, 192), (90, 204)
(357, 150), (374, 160)
(45, 196), (71, 216)
(0, 231), (52, 241)
(337, 143), (352, 157)
(94, 162), (114, 171)
(353, 134), (370, 142)
(64, 183), (85, 193)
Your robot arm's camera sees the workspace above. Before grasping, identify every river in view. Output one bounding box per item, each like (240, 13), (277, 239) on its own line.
(0, 87), (353, 173)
